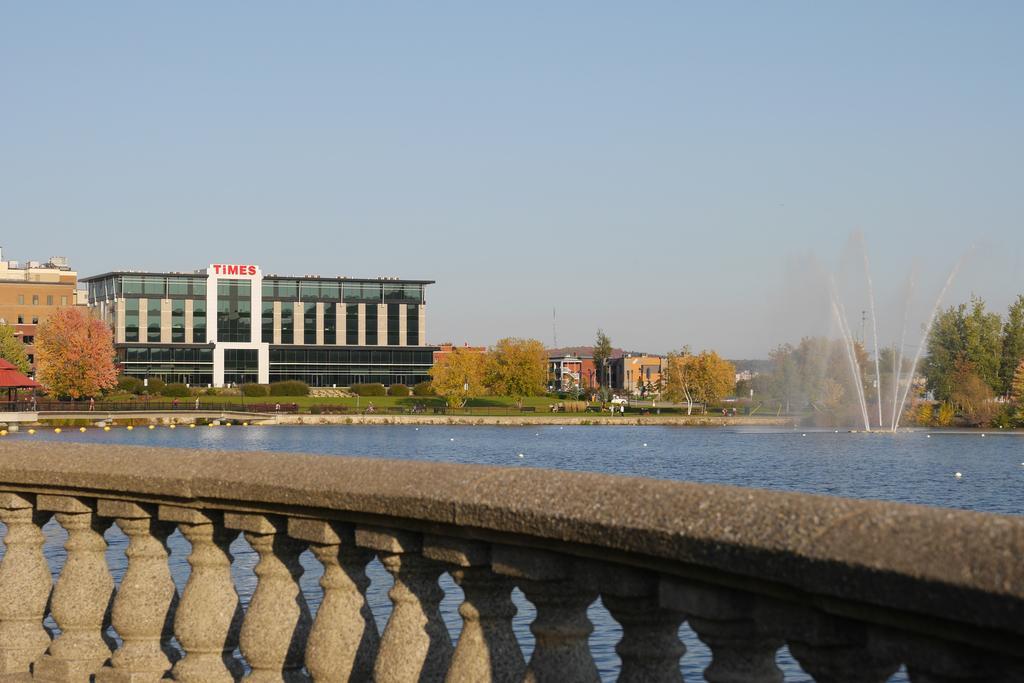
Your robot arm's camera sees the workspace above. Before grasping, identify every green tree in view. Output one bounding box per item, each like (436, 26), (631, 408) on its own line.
(0, 324), (30, 375)
(949, 360), (996, 426)
(999, 295), (1024, 395)
(924, 296), (1004, 401)
(593, 329), (612, 389)
(1011, 359), (1024, 404)
(428, 348), (486, 408)
(483, 338), (548, 403)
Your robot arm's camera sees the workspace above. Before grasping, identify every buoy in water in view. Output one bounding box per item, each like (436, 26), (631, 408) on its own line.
(79, 427), (86, 432)
(169, 424), (176, 429)
(148, 425), (155, 430)
(955, 472), (963, 479)
(126, 425), (134, 431)
(27, 429), (35, 435)
(103, 426), (111, 432)
(450, 437), (455, 441)
(189, 424), (196, 429)
(643, 443), (648, 447)
(54, 428), (61, 434)
(518, 453), (524, 458)
(0, 430), (7, 436)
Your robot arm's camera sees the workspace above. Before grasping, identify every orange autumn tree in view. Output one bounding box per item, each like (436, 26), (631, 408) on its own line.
(35, 308), (117, 399)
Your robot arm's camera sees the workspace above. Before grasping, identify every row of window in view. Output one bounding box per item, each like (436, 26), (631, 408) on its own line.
(120, 298), (421, 346)
(89, 276), (426, 305)
(124, 299), (207, 343)
(114, 369), (429, 388)
(119, 346), (215, 363)
(268, 348), (433, 365)
(14, 294), (69, 306)
(117, 345), (434, 366)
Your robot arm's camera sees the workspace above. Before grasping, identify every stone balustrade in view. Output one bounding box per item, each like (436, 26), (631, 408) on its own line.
(0, 441), (1020, 682)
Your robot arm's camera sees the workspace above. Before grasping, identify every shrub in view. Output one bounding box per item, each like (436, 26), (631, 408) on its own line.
(242, 383), (270, 397)
(935, 402), (955, 427)
(351, 383), (386, 397)
(915, 403), (934, 426)
(413, 381), (435, 396)
(145, 378), (166, 395)
(389, 383), (410, 397)
(269, 380), (309, 396)
(116, 375), (145, 395)
(160, 383), (190, 397)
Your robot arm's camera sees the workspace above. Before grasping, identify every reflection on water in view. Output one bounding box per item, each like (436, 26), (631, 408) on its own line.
(9, 424), (1022, 680)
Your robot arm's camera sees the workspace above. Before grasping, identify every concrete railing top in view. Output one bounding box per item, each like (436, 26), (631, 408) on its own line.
(1, 441), (1021, 643)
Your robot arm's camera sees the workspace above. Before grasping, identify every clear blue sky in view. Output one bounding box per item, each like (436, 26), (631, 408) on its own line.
(2, 3), (1021, 358)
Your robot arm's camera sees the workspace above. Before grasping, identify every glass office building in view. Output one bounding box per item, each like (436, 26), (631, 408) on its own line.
(83, 265), (434, 387)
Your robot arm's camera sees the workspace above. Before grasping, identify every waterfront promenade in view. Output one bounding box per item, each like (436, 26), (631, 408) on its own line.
(0, 440), (1020, 681)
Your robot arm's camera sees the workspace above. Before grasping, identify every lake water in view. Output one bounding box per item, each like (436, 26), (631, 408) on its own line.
(6, 425), (1023, 681)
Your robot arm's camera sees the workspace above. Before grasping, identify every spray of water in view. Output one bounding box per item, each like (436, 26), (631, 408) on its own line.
(889, 275), (915, 431)
(893, 257), (965, 430)
(830, 281), (871, 431)
(858, 234), (883, 429)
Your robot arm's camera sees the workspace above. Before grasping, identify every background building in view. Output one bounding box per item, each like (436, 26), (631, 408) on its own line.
(547, 352), (596, 393)
(0, 249), (79, 374)
(609, 354), (666, 395)
(433, 342), (487, 364)
(84, 264), (435, 387)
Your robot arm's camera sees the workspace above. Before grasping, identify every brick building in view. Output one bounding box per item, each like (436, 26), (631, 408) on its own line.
(0, 249), (79, 374)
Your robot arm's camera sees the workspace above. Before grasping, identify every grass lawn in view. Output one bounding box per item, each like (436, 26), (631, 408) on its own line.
(193, 394), (579, 410)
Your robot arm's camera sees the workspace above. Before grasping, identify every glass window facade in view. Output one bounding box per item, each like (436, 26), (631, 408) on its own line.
(304, 303), (317, 345)
(125, 299), (139, 342)
(171, 300), (185, 343)
(84, 270), (432, 387)
(346, 305), (358, 345)
(193, 300), (206, 343)
(262, 303), (274, 343)
(281, 303), (293, 344)
(117, 345), (214, 386)
(216, 280), (251, 343)
(387, 304), (400, 345)
(224, 349), (259, 385)
(269, 347), (433, 387)
(147, 299), (161, 342)
(324, 303), (337, 344)
(365, 305), (378, 345)
(407, 304), (419, 345)
(343, 283), (382, 304)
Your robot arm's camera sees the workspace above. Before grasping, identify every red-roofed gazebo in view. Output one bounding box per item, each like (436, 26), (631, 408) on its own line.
(0, 359), (41, 411)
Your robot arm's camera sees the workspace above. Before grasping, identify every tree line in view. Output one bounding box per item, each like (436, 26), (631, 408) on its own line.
(429, 337), (549, 407)
(745, 294), (1024, 427)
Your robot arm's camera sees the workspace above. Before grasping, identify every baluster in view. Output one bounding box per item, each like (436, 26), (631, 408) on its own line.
(901, 635), (1019, 682)
(224, 513), (311, 683)
(422, 535), (525, 682)
(592, 565), (684, 683)
(355, 526), (452, 683)
(288, 518), (378, 682)
(0, 493), (52, 676)
(33, 495), (114, 683)
(784, 609), (900, 682)
(94, 501), (177, 682)
(660, 579), (783, 683)
(491, 546), (599, 683)
(159, 506), (244, 682)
